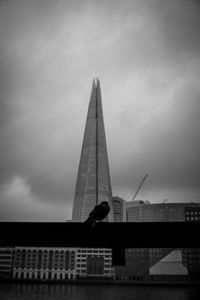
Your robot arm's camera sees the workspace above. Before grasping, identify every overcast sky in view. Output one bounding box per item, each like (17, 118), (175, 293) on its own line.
(0, 0), (200, 221)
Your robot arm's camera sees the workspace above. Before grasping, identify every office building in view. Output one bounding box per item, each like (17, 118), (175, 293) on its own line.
(72, 78), (113, 222)
(126, 201), (200, 280)
(13, 247), (76, 280)
(75, 248), (114, 279)
(0, 247), (13, 279)
(112, 196), (125, 222)
(183, 206), (200, 280)
(115, 248), (149, 280)
(10, 246), (114, 281)
(185, 206), (200, 222)
(126, 201), (200, 222)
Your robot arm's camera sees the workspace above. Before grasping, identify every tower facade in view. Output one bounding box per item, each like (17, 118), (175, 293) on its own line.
(72, 78), (113, 222)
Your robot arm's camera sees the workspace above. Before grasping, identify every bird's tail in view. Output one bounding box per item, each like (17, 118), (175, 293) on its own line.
(84, 218), (96, 228)
(84, 217), (92, 223)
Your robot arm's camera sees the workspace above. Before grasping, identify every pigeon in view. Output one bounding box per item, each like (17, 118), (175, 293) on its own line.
(84, 201), (110, 226)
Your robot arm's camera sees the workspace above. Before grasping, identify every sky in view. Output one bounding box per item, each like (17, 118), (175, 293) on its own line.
(0, 0), (200, 221)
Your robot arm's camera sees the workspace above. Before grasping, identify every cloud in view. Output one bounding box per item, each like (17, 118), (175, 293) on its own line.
(110, 76), (200, 199)
(0, 176), (71, 221)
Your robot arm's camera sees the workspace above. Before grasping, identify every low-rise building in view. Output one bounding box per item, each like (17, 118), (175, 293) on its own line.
(9, 246), (114, 281)
(75, 248), (114, 279)
(13, 247), (76, 280)
(126, 201), (200, 222)
(0, 247), (13, 279)
(115, 248), (149, 281)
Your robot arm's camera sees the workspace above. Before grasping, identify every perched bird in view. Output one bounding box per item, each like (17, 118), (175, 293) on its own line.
(84, 201), (110, 226)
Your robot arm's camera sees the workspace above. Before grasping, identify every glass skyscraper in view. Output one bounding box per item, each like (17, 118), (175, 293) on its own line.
(72, 78), (113, 222)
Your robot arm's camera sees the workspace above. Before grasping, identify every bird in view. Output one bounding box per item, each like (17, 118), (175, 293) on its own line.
(84, 201), (110, 227)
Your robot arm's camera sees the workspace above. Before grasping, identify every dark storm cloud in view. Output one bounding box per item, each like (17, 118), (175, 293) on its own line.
(0, 0), (200, 221)
(111, 80), (200, 190)
(151, 0), (200, 57)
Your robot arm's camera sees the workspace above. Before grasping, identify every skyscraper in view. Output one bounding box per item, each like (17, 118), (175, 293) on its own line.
(112, 196), (125, 222)
(72, 78), (113, 222)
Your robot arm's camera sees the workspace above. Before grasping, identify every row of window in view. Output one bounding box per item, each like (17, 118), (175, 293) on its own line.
(15, 253), (70, 257)
(77, 254), (111, 258)
(127, 249), (148, 253)
(185, 217), (200, 221)
(14, 272), (72, 280)
(16, 253), (66, 257)
(185, 211), (200, 215)
(0, 250), (12, 254)
(0, 266), (11, 270)
(20, 257), (67, 261)
(77, 250), (111, 253)
(15, 249), (111, 255)
(76, 258), (111, 262)
(15, 265), (75, 270)
(188, 260), (200, 264)
(15, 249), (72, 253)
(14, 259), (69, 264)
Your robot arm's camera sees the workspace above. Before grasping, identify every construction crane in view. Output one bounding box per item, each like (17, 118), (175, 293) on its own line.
(132, 174), (148, 201)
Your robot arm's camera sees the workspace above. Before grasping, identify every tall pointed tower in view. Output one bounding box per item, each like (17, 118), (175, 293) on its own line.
(72, 78), (113, 222)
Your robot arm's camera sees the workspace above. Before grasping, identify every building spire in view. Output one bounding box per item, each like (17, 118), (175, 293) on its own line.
(94, 77), (98, 87)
